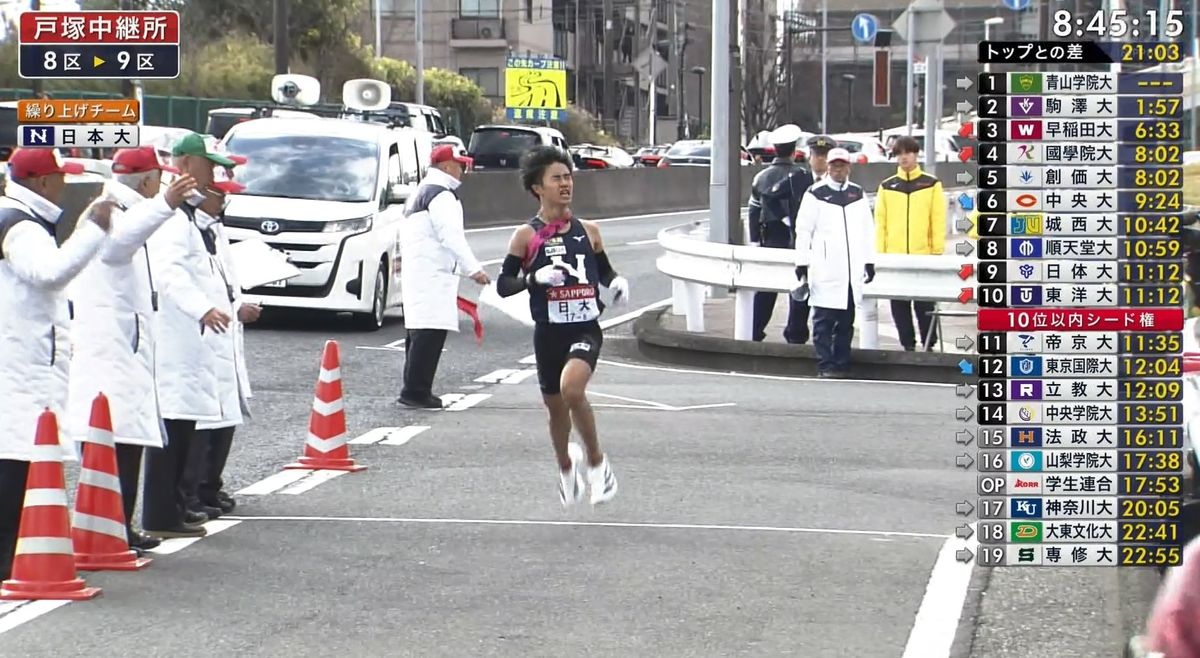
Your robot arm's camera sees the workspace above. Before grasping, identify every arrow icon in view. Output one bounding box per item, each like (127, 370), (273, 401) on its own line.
(958, 146), (975, 162)
(955, 218), (975, 234)
(93, 55), (105, 67)
(958, 263), (974, 280)
(958, 358), (974, 375)
(956, 501), (975, 516)
(956, 429), (975, 445)
(958, 287), (974, 304)
(1019, 98), (1034, 114)
(956, 76), (974, 90)
(955, 336), (975, 351)
(955, 406), (974, 422)
(956, 100), (973, 113)
(957, 192), (974, 210)
(956, 171), (974, 185)
(955, 524), (975, 540)
(1020, 169), (1033, 183)
(956, 384), (976, 399)
(956, 548), (975, 563)
(958, 122), (974, 138)
(956, 453), (975, 469)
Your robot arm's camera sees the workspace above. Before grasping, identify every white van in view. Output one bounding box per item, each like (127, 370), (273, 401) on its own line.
(205, 106), (317, 140)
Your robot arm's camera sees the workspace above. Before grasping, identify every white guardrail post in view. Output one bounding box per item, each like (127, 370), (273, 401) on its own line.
(656, 221), (972, 342)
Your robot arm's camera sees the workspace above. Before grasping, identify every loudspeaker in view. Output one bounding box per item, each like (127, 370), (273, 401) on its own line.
(342, 79), (392, 112)
(874, 29), (893, 48)
(271, 74), (321, 107)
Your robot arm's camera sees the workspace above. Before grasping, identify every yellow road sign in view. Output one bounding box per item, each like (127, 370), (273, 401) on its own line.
(505, 63), (567, 111)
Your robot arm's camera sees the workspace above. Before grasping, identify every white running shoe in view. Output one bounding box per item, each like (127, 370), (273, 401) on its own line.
(587, 456), (618, 505)
(559, 443), (586, 507)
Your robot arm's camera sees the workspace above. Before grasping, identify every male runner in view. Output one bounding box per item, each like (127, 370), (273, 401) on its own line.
(495, 146), (629, 506)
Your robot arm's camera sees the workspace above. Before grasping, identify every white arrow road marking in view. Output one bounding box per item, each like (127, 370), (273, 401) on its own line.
(280, 470), (348, 495)
(148, 519), (241, 555)
(236, 469), (310, 495)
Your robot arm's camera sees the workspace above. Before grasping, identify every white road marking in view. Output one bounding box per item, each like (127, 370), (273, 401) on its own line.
(235, 469), (310, 495)
(445, 393), (491, 411)
(464, 209), (706, 234)
(147, 519), (241, 555)
(280, 470), (347, 495)
(379, 425), (430, 446)
(599, 297), (673, 330)
(518, 354), (538, 365)
(500, 369), (538, 384)
(0, 601), (70, 635)
(348, 427), (402, 445)
(476, 368), (522, 383)
(589, 391), (737, 412)
(590, 391), (673, 409)
(901, 524), (978, 658)
(597, 359), (957, 388)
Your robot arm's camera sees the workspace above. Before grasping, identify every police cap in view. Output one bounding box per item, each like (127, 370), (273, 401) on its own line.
(807, 134), (837, 154)
(768, 124), (803, 146)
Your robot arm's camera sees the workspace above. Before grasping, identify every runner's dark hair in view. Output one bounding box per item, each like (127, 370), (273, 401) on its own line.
(520, 145), (573, 199)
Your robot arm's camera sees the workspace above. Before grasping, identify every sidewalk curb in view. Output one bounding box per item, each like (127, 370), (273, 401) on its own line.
(633, 308), (966, 384)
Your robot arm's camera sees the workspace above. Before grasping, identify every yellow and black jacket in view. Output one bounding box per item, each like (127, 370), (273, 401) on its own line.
(874, 165), (946, 255)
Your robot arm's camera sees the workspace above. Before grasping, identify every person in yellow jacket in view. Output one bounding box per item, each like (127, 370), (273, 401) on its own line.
(874, 135), (946, 351)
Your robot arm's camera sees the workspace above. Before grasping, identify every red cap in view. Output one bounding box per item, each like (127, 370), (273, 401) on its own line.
(7, 148), (84, 178)
(210, 165), (245, 194)
(225, 154), (248, 166)
(112, 146), (180, 175)
(431, 144), (472, 169)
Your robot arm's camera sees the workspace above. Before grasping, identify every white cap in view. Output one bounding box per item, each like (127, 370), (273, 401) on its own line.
(768, 123), (803, 146)
(827, 147), (852, 164)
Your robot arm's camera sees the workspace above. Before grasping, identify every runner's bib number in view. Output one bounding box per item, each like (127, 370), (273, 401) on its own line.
(546, 284), (600, 324)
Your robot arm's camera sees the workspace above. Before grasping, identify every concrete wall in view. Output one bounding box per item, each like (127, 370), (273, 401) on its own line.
(13, 161), (971, 238)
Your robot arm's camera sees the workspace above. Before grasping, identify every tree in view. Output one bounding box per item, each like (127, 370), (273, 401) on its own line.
(740, 3), (784, 140)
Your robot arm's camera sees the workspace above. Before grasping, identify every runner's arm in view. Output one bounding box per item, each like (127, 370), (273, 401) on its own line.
(582, 221), (618, 285)
(497, 225), (534, 297)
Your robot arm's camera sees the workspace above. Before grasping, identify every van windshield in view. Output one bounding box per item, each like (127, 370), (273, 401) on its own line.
(223, 132), (379, 202)
(469, 128), (539, 156)
(206, 112), (251, 140)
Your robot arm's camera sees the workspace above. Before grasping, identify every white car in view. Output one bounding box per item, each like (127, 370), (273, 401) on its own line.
(218, 116), (423, 330)
(831, 133), (891, 163)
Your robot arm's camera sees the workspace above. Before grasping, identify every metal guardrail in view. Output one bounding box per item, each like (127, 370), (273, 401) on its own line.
(656, 221), (974, 345)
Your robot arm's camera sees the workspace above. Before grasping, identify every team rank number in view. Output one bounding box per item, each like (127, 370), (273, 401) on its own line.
(976, 237), (1182, 259)
(976, 379), (1182, 401)
(974, 214), (1181, 237)
(975, 261), (1183, 283)
(976, 143), (1184, 165)
(973, 425), (1182, 449)
(973, 356), (1183, 378)
(975, 332), (1182, 354)
(975, 544), (1182, 567)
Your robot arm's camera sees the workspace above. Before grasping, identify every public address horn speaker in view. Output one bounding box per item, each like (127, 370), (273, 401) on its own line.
(343, 79), (392, 112)
(271, 74), (321, 107)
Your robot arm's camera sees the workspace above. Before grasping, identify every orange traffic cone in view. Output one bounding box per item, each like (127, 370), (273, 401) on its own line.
(285, 340), (366, 472)
(72, 393), (150, 571)
(0, 409), (101, 600)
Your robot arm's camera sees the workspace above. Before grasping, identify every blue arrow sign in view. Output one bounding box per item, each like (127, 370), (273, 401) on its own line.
(1002, 0), (1031, 10)
(851, 13), (878, 44)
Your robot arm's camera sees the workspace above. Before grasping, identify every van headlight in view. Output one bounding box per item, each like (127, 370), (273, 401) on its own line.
(323, 216), (373, 233)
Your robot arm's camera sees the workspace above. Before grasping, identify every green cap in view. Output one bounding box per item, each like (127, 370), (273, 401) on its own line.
(171, 132), (235, 167)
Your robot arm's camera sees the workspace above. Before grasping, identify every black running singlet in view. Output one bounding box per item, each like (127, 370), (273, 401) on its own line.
(526, 217), (603, 325)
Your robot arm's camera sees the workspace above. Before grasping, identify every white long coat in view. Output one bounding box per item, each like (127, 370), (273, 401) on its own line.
(146, 203), (229, 423)
(66, 181), (175, 447)
(0, 182), (105, 461)
(398, 169), (482, 332)
(793, 178), (876, 311)
(196, 216), (251, 431)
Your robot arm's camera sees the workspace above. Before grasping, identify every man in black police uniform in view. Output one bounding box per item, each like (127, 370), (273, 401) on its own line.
(806, 134), (836, 182)
(747, 124), (813, 343)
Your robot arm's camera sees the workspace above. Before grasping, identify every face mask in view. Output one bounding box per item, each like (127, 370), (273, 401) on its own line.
(185, 189), (207, 206)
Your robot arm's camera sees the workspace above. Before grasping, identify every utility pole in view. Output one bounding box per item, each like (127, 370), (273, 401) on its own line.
(273, 0), (290, 74)
(904, 9), (914, 134)
(602, 0), (614, 127)
(709, 0), (741, 248)
(675, 0), (688, 139)
(819, 0), (827, 132)
(374, 0), (383, 57)
(416, 0), (425, 104)
(633, 0), (642, 143)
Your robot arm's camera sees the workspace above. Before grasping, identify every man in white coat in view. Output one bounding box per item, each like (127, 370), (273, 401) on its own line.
(142, 133), (238, 538)
(793, 148), (876, 378)
(0, 147), (113, 579)
(397, 145), (489, 409)
(181, 169), (257, 520)
(66, 146), (197, 554)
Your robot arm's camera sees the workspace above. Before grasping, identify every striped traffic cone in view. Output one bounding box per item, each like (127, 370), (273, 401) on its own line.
(72, 393), (150, 571)
(0, 409), (101, 600)
(285, 340), (366, 472)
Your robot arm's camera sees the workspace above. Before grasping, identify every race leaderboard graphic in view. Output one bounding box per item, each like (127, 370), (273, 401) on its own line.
(14, 10), (182, 149)
(964, 8), (1188, 568)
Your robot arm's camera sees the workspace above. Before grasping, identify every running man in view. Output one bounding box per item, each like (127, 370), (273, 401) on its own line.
(495, 146), (629, 506)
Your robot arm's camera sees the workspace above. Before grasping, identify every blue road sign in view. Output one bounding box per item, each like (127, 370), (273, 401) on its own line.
(1002, 0), (1031, 10)
(851, 13), (878, 44)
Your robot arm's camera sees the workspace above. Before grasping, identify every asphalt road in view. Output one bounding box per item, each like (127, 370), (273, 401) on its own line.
(0, 208), (1155, 657)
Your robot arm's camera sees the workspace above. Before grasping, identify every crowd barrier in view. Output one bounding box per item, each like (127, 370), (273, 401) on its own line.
(3, 161), (973, 237)
(656, 221), (970, 345)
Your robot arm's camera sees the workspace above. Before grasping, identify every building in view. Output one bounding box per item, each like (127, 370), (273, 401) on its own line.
(365, 0), (711, 144)
(778, 0), (1132, 135)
